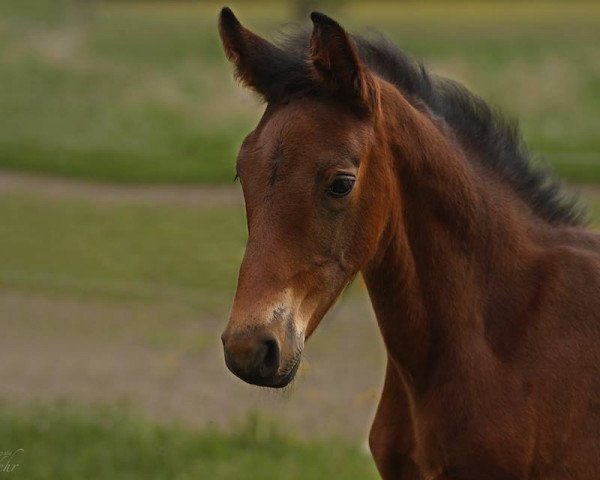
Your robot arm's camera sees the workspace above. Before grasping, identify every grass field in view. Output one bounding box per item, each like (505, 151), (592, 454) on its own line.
(0, 192), (246, 311)
(0, 406), (378, 479)
(1, 0), (599, 183)
(1, 1), (599, 477)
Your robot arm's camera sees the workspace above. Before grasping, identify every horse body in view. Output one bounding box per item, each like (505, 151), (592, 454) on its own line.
(217, 8), (600, 478)
(363, 81), (600, 479)
(371, 195), (600, 478)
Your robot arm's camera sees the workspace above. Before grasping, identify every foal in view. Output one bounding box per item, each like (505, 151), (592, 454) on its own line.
(218, 8), (600, 479)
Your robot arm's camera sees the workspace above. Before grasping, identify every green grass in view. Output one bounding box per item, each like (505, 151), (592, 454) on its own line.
(0, 193), (247, 311)
(0, 405), (378, 479)
(0, 1), (598, 183)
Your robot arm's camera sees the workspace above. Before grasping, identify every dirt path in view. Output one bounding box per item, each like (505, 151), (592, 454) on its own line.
(0, 170), (243, 207)
(576, 184), (600, 203)
(0, 287), (384, 440)
(1, 169), (599, 207)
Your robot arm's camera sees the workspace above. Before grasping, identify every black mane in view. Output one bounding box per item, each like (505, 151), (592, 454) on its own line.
(265, 29), (585, 226)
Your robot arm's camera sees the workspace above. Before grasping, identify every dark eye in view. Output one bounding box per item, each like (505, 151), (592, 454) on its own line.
(327, 175), (355, 198)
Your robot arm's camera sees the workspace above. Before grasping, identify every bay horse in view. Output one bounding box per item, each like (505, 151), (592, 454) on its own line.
(218, 8), (600, 479)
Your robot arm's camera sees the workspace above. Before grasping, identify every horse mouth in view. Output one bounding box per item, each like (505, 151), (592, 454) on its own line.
(269, 353), (302, 388)
(245, 350), (302, 389)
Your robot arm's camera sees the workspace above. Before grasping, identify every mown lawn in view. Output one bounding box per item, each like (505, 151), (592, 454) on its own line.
(0, 192), (246, 311)
(0, 0), (599, 183)
(0, 405), (378, 479)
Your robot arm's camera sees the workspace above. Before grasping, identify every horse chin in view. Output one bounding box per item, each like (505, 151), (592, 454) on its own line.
(269, 355), (302, 389)
(247, 349), (302, 389)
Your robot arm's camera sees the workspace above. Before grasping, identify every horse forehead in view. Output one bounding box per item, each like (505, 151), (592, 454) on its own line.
(261, 100), (360, 147)
(240, 101), (368, 187)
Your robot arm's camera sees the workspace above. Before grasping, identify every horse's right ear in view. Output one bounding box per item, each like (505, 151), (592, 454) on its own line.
(309, 12), (376, 113)
(219, 7), (283, 101)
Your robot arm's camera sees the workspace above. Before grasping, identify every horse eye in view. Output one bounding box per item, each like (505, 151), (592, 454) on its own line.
(327, 175), (355, 198)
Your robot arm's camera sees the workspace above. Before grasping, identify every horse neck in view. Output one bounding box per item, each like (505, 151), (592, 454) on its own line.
(362, 89), (541, 391)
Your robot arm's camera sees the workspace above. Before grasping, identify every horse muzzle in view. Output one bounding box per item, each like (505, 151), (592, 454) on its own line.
(221, 325), (302, 388)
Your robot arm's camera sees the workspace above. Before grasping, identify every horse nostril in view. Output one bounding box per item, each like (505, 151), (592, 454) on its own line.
(257, 336), (280, 379)
(222, 329), (282, 384)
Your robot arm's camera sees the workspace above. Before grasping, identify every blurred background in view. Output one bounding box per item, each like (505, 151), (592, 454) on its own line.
(0, 0), (599, 478)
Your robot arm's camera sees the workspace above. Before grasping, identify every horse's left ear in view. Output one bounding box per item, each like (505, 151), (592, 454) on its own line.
(309, 12), (376, 113)
(219, 7), (285, 101)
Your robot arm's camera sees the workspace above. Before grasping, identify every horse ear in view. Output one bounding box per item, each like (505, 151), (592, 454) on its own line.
(218, 7), (283, 101)
(309, 12), (375, 112)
